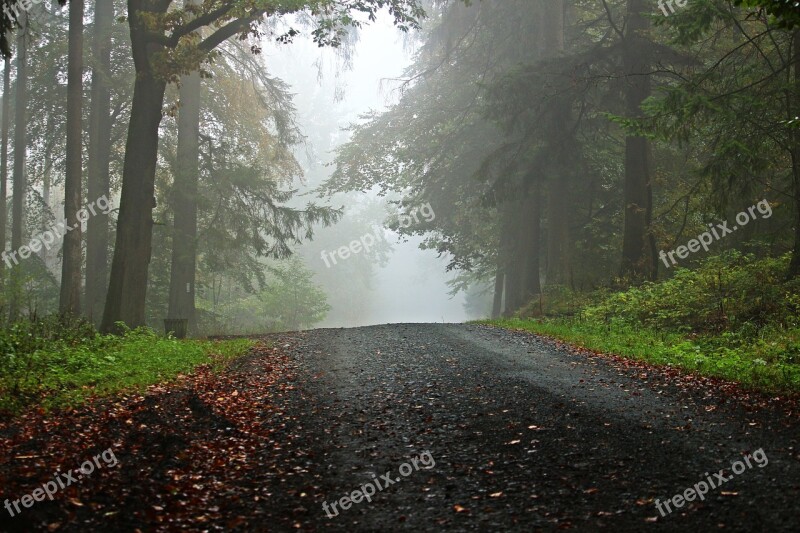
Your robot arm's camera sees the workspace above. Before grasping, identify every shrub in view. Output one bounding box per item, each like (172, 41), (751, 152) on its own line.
(583, 252), (795, 334)
(0, 316), (254, 413)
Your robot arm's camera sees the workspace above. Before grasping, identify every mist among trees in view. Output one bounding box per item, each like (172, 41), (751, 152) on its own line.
(1, 2), (800, 529)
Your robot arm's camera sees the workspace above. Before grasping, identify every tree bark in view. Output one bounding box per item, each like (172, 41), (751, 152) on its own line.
(545, 170), (570, 285)
(168, 0), (202, 334)
(101, 1), (169, 333)
(522, 178), (542, 298)
(491, 266), (504, 319)
(541, 0), (571, 287)
(86, 0), (114, 323)
(501, 206), (524, 314)
(619, 0), (654, 281)
(40, 115), (54, 269)
(60, 0), (85, 316)
(503, 255), (522, 315)
(789, 30), (800, 278)
(1, 54), (9, 291)
(9, 15), (26, 321)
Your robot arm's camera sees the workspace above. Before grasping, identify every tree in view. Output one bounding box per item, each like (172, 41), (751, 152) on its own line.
(640, 1), (799, 278)
(153, 42), (340, 330)
(215, 256), (330, 333)
(59, 0), (84, 315)
(326, 0), (583, 314)
(86, 0), (116, 323)
(9, 11), (27, 320)
(734, 0), (800, 28)
(167, 0), (202, 333)
(1, 53), (9, 292)
(101, 0), (426, 333)
(619, 0), (655, 281)
(1, 1), (69, 56)
(791, 30), (800, 277)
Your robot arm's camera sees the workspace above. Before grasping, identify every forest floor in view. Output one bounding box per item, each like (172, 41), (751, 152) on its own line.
(1, 324), (799, 531)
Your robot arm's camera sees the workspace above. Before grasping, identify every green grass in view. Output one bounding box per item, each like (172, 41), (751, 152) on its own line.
(0, 327), (255, 414)
(480, 317), (800, 393)
(479, 253), (800, 393)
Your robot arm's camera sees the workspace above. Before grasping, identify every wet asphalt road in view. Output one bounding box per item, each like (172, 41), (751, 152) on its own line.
(278, 323), (800, 531)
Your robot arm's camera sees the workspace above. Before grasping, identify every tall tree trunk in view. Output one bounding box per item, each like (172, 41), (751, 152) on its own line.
(60, 0), (85, 316)
(501, 206), (523, 314)
(792, 163), (800, 278)
(522, 178), (542, 298)
(545, 168), (570, 285)
(1, 54), (9, 293)
(41, 116), (54, 267)
(168, 0), (202, 334)
(503, 254), (522, 315)
(9, 14), (27, 321)
(86, 0), (114, 323)
(101, 1), (168, 333)
(541, 0), (571, 287)
(790, 30), (800, 278)
(619, 0), (653, 281)
(491, 266), (504, 319)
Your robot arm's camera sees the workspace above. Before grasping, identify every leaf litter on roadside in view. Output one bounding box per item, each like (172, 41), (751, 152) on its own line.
(0, 339), (322, 531)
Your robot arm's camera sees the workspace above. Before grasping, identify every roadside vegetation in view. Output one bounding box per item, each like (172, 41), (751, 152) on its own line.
(0, 316), (254, 414)
(483, 253), (800, 393)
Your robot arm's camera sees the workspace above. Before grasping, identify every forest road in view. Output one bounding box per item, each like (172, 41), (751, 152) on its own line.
(274, 323), (800, 532)
(7, 323), (797, 533)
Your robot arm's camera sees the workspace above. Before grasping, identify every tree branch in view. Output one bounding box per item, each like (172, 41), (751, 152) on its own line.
(167, 3), (237, 46)
(198, 11), (266, 54)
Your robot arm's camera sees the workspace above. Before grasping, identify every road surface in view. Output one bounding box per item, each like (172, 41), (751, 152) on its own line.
(271, 324), (799, 531)
(3, 324), (798, 532)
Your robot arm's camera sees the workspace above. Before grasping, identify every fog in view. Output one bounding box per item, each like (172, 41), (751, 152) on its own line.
(3, 3), (800, 530)
(266, 17), (471, 328)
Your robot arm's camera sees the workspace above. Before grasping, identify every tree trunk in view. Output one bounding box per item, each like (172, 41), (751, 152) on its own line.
(168, 0), (202, 334)
(501, 206), (524, 314)
(790, 30), (800, 278)
(491, 266), (504, 319)
(40, 116), (54, 269)
(545, 172), (570, 285)
(59, 0), (85, 316)
(541, 0), (564, 51)
(541, 0), (571, 287)
(504, 255), (522, 315)
(101, 2), (168, 333)
(86, 0), (114, 323)
(522, 179), (542, 298)
(9, 15), (27, 321)
(792, 158), (800, 278)
(100, 76), (166, 332)
(619, 0), (654, 281)
(1, 54), (9, 292)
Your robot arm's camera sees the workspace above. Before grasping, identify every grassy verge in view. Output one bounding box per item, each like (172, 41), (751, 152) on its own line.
(0, 325), (255, 414)
(479, 317), (800, 393)
(477, 252), (800, 394)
